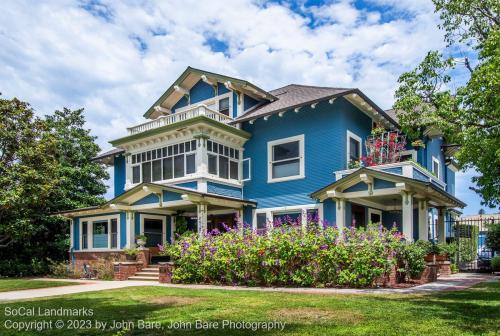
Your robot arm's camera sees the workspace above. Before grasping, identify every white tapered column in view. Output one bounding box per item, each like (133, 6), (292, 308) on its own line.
(335, 198), (346, 231)
(197, 203), (208, 239)
(418, 200), (428, 241)
(437, 207), (446, 243)
(401, 191), (414, 241)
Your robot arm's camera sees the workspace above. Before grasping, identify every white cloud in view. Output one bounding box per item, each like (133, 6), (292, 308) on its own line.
(0, 0), (481, 208)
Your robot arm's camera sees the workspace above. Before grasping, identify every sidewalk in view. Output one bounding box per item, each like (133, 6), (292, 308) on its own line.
(0, 273), (496, 302)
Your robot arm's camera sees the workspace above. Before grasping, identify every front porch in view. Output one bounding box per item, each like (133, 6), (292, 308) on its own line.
(313, 167), (465, 241)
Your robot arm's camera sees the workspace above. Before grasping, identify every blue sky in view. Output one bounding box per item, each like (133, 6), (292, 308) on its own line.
(0, 0), (495, 214)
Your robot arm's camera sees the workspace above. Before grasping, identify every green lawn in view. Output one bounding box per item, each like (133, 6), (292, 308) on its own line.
(0, 279), (76, 292)
(0, 281), (498, 336)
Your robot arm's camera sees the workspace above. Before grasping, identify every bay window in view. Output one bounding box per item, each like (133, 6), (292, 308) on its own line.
(130, 139), (197, 184)
(267, 134), (305, 183)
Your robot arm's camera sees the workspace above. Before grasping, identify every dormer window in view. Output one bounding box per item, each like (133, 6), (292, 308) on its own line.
(218, 97), (230, 116)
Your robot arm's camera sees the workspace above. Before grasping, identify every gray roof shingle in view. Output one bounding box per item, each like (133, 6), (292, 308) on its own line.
(235, 84), (353, 122)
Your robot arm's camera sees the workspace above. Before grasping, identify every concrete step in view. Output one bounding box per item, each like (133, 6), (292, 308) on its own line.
(135, 272), (159, 277)
(140, 268), (160, 273)
(128, 276), (158, 281)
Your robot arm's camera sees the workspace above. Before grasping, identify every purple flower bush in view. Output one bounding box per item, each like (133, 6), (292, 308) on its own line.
(164, 219), (408, 288)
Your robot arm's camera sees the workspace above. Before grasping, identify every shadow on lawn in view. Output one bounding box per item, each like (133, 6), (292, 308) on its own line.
(373, 282), (500, 335)
(0, 294), (296, 336)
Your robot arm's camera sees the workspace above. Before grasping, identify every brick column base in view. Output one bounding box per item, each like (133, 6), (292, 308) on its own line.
(159, 262), (175, 283)
(416, 263), (439, 283)
(437, 261), (451, 277)
(113, 262), (143, 281)
(137, 248), (150, 268)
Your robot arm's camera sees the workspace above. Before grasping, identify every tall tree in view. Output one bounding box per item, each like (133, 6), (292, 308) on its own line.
(393, 0), (500, 207)
(0, 96), (109, 276)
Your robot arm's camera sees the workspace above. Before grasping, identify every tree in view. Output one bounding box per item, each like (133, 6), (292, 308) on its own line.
(0, 96), (109, 276)
(393, 0), (500, 207)
(485, 222), (500, 253)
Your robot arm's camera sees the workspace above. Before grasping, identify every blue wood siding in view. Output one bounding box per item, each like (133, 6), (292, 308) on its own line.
(413, 168), (428, 182)
(217, 82), (229, 95)
(232, 92), (238, 118)
(243, 94), (260, 111)
(243, 205), (253, 227)
(207, 182), (242, 198)
(344, 182), (368, 192)
(120, 212), (127, 248)
(133, 193), (160, 205)
(73, 218), (80, 250)
(135, 213), (140, 235)
(114, 155), (126, 197)
(166, 215), (172, 244)
(172, 95), (188, 112)
(242, 97), (372, 209)
(163, 190), (183, 202)
(380, 167), (402, 175)
(175, 181), (198, 190)
(190, 80), (215, 104)
(382, 210), (401, 231)
(323, 199), (336, 226)
(374, 178), (395, 189)
(425, 136), (445, 182)
(445, 167), (455, 195)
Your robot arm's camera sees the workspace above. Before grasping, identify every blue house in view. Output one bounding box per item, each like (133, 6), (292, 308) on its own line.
(61, 67), (465, 265)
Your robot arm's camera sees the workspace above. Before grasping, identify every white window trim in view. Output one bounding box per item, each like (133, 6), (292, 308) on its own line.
(267, 134), (305, 183)
(432, 156), (440, 179)
(139, 214), (167, 246)
(242, 158), (251, 182)
(175, 92), (233, 116)
(206, 140), (241, 182)
(80, 214), (120, 251)
(401, 149), (417, 161)
(253, 204), (323, 231)
(368, 208), (383, 224)
(346, 130), (362, 167)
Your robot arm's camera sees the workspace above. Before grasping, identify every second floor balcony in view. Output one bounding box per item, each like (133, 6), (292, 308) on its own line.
(127, 104), (235, 135)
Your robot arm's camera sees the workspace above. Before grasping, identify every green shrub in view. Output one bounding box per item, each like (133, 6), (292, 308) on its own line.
(47, 259), (78, 278)
(395, 242), (427, 280)
(491, 256), (500, 271)
(486, 222), (500, 253)
(167, 223), (420, 288)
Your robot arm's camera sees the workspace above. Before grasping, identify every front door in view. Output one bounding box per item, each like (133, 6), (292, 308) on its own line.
(351, 204), (366, 228)
(143, 218), (163, 255)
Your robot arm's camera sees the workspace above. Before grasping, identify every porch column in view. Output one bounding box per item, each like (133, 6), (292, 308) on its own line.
(418, 200), (429, 241)
(335, 198), (345, 231)
(170, 216), (176, 244)
(437, 207), (446, 243)
(126, 211), (135, 248)
(197, 203), (208, 239)
(401, 191), (414, 241)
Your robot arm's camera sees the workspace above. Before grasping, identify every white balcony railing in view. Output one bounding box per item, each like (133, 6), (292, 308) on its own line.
(127, 105), (234, 135)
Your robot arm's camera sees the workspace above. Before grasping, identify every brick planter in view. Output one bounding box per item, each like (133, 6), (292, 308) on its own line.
(416, 263), (439, 283)
(158, 262), (175, 283)
(113, 262), (143, 281)
(437, 260), (451, 277)
(137, 248), (151, 268)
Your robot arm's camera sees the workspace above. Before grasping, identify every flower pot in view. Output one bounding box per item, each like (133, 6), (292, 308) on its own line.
(137, 239), (146, 248)
(125, 254), (137, 261)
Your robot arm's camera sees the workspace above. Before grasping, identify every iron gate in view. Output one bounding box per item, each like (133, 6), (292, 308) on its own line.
(450, 216), (498, 272)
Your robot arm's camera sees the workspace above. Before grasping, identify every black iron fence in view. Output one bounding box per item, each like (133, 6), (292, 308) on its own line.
(450, 216), (499, 272)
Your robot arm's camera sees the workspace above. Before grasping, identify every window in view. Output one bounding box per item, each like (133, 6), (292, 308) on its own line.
(81, 221), (88, 249)
(92, 221), (108, 248)
(110, 219), (118, 249)
(130, 140), (197, 184)
(267, 135), (304, 183)
(207, 140), (240, 181)
(368, 209), (382, 224)
(143, 218), (163, 247)
(256, 213), (267, 232)
(219, 97), (230, 116)
(432, 156), (440, 179)
(347, 131), (361, 167)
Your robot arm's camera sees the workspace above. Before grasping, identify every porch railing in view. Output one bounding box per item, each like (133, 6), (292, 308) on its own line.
(127, 105), (234, 135)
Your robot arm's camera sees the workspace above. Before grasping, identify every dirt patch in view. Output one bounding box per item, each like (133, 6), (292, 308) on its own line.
(147, 296), (203, 306)
(271, 308), (364, 324)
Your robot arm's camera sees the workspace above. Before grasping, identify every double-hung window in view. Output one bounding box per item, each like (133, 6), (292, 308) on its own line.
(267, 135), (304, 183)
(207, 140), (240, 181)
(84, 216), (119, 250)
(346, 131), (361, 168)
(130, 140), (197, 184)
(81, 221), (88, 249)
(432, 156), (440, 179)
(218, 97), (230, 116)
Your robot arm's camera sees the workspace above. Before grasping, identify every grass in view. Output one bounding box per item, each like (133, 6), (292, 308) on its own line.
(0, 279), (76, 293)
(0, 281), (498, 335)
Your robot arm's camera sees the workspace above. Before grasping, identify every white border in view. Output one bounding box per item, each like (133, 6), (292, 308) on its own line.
(367, 208), (383, 224)
(252, 203), (324, 230)
(139, 214), (167, 246)
(432, 156), (440, 180)
(400, 149), (417, 161)
(346, 130), (362, 168)
(267, 134), (305, 183)
(79, 214), (121, 251)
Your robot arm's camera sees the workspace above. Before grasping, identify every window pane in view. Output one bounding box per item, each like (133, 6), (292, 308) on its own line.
(174, 144), (179, 155)
(224, 146), (229, 156)
(207, 140), (212, 152)
(92, 221), (108, 248)
(208, 154), (217, 175)
(272, 159), (300, 178)
(256, 213), (267, 229)
(132, 155), (136, 164)
(162, 147), (167, 157)
(349, 137), (360, 160)
(157, 149), (162, 158)
(185, 141), (190, 152)
(179, 143), (184, 153)
(144, 219), (163, 247)
(137, 153), (142, 163)
(186, 154), (196, 174)
(219, 156), (229, 179)
(174, 155), (184, 178)
(141, 153), (146, 162)
(219, 97), (230, 116)
(273, 141), (299, 161)
(219, 144), (223, 154)
(162, 158), (172, 180)
(146, 151), (151, 161)
(152, 150), (157, 160)
(142, 162), (151, 183)
(152, 159), (162, 181)
(235, 150), (239, 159)
(168, 146), (173, 156)
(82, 222), (88, 249)
(110, 219), (118, 248)
(230, 160), (238, 180)
(132, 165), (141, 184)
(191, 140), (196, 150)
(230, 148), (234, 158)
